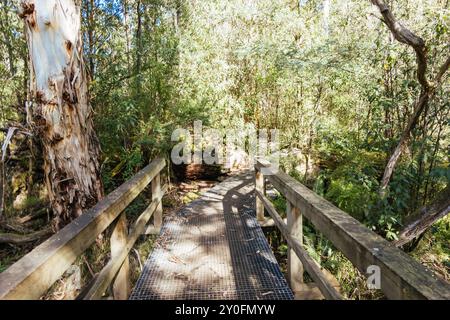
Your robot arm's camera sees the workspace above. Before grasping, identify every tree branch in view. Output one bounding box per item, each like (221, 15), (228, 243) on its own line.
(434, 55), (450, 86)
(0, 227), (52, 245)
(371, 0), (428, 89)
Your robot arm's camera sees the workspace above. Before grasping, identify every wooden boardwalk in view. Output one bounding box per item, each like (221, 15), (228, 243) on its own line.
(1, 158), (449, 300)
(130, 172), (294, 300)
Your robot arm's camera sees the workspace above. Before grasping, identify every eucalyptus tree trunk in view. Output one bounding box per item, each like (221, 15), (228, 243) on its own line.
(19, 0), (103, 230)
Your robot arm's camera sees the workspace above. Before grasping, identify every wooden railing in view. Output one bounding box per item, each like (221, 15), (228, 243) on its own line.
(0, 157), (167, 300)
(255, 159), (450, 300)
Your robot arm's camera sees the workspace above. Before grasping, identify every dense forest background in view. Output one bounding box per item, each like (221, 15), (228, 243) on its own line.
(0, 0), (448, 298)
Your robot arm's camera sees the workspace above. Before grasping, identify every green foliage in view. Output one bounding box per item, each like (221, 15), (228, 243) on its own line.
(0, 0), (448, 298)
(321, 147), (381, 219)
(125, 194), (149, 220)
(271, 194), (287, 216)
(22, 196), (44, 211)
(0, 0), (27, 127)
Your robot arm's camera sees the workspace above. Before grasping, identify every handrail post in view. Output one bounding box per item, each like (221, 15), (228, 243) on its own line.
(152, 172), (163, 230)
(255, 165), (265, 222)
(287, 201), (304, 293)
(110, 212), (131, 300)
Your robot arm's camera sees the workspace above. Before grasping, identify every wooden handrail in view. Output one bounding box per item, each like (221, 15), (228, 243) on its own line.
(255, 159), (450, 300)
(0, 158), (166, 300)
(81, 184), (168, 300)
(256, 190), (342, 300)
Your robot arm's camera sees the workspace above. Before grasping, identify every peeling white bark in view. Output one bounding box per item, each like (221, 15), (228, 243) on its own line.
(20, 0), (103, 229)
(29, 1), (79, 103)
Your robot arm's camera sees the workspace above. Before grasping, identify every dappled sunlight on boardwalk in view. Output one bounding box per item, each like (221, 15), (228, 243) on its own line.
(130, 172), (293, 300)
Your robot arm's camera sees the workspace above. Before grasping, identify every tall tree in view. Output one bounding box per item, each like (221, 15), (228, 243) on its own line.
(0, 0), (16, 76)
(19, 0), (103, 230)
(135, 0), (143, 95)
(370, 0), (450, 195)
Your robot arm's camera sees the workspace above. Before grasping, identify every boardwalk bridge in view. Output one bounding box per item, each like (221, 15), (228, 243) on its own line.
(0, 158), (449, 300)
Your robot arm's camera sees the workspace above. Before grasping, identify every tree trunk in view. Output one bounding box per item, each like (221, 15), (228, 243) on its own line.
(123, 0), (131, 72)
(371, 0), (450, 195)
(0, 227), (52, 245)
(87, 0), (95, 78)
(135, 0), (143, 95)
(394, 186), (450, 247)
(323, 0), (330, 35)
(0, 0), (17, 75)
(20, 0), (103, 230)
(174, 0), (181, 33)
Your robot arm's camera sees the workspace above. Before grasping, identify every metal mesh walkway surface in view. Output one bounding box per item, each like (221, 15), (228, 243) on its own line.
(130, 172), (294, 300)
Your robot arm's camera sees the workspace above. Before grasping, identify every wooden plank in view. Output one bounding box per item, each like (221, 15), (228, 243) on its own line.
(258, 217), (287, 228)
(287, 201), (304, 291)
(0, 158), (166, 300)
(293, 283), (325, 300)
(152, 173), (162, 229)
(254, 166), (265, 221)
(110, 213), (130, 300)
(82, 186), (166, 300)
(144, 224), (161, 235)
(254, 158), (272, 171)
(260, 164), (450, 300)
(293, 281), (340, 300)
(256, 190), (343, 300)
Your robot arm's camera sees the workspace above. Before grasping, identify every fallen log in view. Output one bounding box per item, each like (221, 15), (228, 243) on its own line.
(394, 186), (450, 247)
(16, 207), (48, 224)
(0, 227), (52, 245)
(0, 221), (32, 234)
